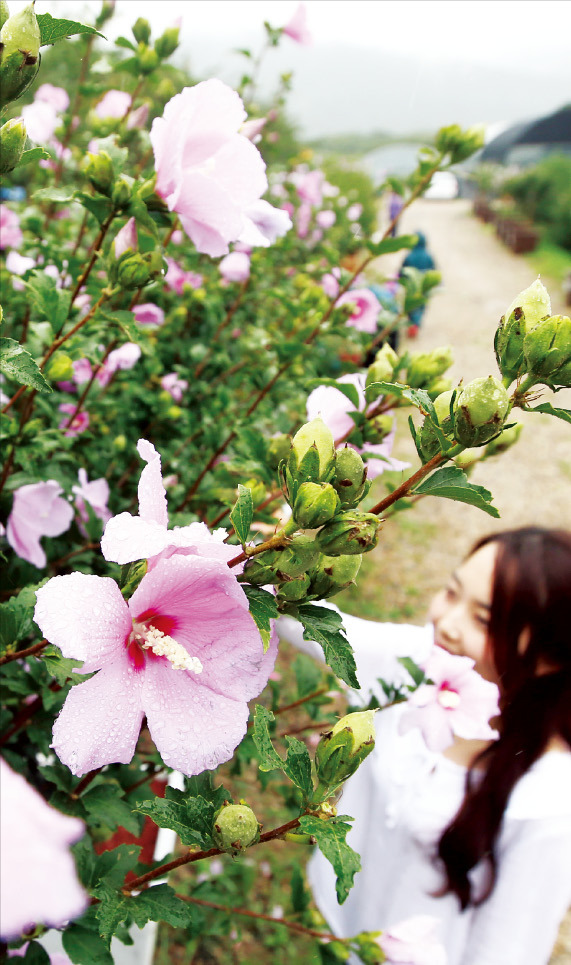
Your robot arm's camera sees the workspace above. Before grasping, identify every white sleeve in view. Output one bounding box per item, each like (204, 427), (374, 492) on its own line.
(275, 609), (433, 703)
(460, 816), (571, 965)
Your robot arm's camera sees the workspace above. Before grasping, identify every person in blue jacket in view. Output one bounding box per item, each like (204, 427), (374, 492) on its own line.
(399, 232), (437, 335)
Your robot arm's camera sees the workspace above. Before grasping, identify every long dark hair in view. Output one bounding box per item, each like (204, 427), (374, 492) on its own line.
(437, 526), (571, 909)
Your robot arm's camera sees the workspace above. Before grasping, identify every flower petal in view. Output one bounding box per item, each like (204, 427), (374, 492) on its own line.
(100, 512), (169, 565)
(52, 657), (144, 776)
(142, 659), (249, 775)
(136, 438), (168, 527)
(34, 573), (131, 671)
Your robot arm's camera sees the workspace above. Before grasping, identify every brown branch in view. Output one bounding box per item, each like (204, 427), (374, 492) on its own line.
(275, 688), (330, 716)
(62, 339), (118, 430)
(0, 640), (49, 667)
(369, 450), (446, 515)
(70, 767), (104, 800)
(174, 893), (338, 942)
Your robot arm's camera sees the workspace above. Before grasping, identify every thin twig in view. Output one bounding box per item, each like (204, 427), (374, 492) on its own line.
(0, 640), (49, 667)
(174, 893), (338, 942)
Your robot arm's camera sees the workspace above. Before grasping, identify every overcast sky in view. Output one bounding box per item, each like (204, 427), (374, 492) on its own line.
(13, 1), (571, 136)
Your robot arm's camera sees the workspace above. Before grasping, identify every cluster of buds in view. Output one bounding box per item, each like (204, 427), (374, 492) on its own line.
(314, 711), (376, 800)
(130, 16), (179, 75)
(212, 803), (260, 855)
(406, 346), (454, 390)
(418, 374), (512, 459)
(365, 343), (398, 404)
(0, 2), (40, 110)
(434, 123), (485, 164)
(109, 217), (164, 290)
(495, 279), (571, 389)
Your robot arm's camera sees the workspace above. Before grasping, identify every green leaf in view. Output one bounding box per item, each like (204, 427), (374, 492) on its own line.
(397, 655), (426, 687)
(298, 814), (360, 903)
(305, 377), (360, 410)
(296, 605), (359, 689)
(32, 187), (75, 203)
(252, 705), (284, 771)
(243, 585), (278, 653)
(283, 735), (313, 796)
(366, 233), (418, 257)
(413, 464), (500, 517)
(42, 646), (91, 686)
(17, 148), (50, 167)
(136, 787), (215, 849)
(115, 36), (137, 51)
(0, 584), (40, 653)
(62, 922), (115, 965)
(364, 380), (436, 419)
(83, 783), (141, 835)
(93, 843), (142, 888)
(25, 271), (72, 332)
(119, 559), (148, 598)
(523, 402), (571, 424)
(0, 338), (51, 393)
(19, 941), (51, 964)
(230, 484), (253, 545)
(93, 882), (130, 948)
(37, 13), (105, 46)
(75, 192), (114, 226)
(129, 884), (191, 929)
(251, 706), (314, 798)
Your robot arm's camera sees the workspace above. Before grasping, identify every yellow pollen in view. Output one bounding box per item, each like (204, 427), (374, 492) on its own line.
(438, 687), (461, 710)
(132, 624), (202, 674)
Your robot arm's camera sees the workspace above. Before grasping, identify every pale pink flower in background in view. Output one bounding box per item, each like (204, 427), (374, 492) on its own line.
(5, 250), (35, 275)
(241, 117), (267, 142)
(321, 267), (341, 298)
(336, 288), (381, 334)
(282, 3), (312, 44)
(0, 205), (23, 249)
(310, 228), (323, 244)
(39, 139), (72, 172)
(170, 229), (184, 245)
(112, 217), (137, 258)
(306, 373), (409, 479)
(96, 343), (141, 387)
(378, 915), (447, 965)
(294, 168), (323, 206)
(281, 201), (294, 219)
(126, 102), (149, 130)
(0, 759), (87, 939)
(219, 250), (250, 283)
(270, 182), (287, 199)
(164, 257), (203, 294)
(34, 557), (277, 777)
(161, 372), (188, 403)
(237, 199), (292, 247)
(72, 358), (93, 385)
(399, 646), (500, 753)
(6, 481), (73, 568)
(101, 439), (239, 568)
(72, 469), (112, 533)
(35, 83), (70, 113)
(58, 403), (90, 437)
(133, 303), (165, 327)
(347, 202), (363, 221)
(316, 209), (336, 229)
(21, 100), (60, 143)
(73, 291), (91, 313)
(151, 79), (269, 257)
(322, 180), (340, 198)
(296, 201), (312, 239)
(94, 89), (131, 119)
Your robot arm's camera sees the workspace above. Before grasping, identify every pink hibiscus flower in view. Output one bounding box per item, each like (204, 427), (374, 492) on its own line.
(72, 468), (112, 533)
(399, 646), (500, 753)
(133, 303), (165, 327)
(96, 343), (141, 387)
(34, 554), (277, 777)
(378, 915), (447, 965)
(58, 404), (90, 437)
(282, 3), (312, 45)
(336, 288), (381, 334)
(0, 205), (23, 249)
(161, 372), (188, 403)
(0, 758), (87, 939)
(94, 89), (131, 120)
(164, 257), (203, 295)
(237, 199), (291, 247)
(112, 216), (137, 258)
(6, 481), (74, 568)
(306, 373), (409, 479)
(219, 250), (250, 283)
(35, 83), (70, 113)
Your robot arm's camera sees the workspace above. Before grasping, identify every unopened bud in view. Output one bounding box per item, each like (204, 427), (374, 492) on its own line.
(315, 711), (376, 791)
(267, 433), (292, 470)
(426, 376), (452, 400)
(0, 2), (41, 109)
(365, 346), (397, 403)
(0, 116), (26, 173)
(318, 510), (379, 556)
(83, 151), (114, 195)
(293, 481), (340, 529)
(418, 389), (454, 460)
(112, 217), (137, 259)
(116, 252), (151, 290)
(503, 279), (551, 333)
(307, 553), (362, 600)
(111, 175), (132, 208)
(132, 17), (151, 45)
(454, 447), (482, 471)
(483, 421), (523, 459)
(495, 279), (552, 384)
(407, 347), (454, 389)
(523, 314), (571, 387)
(435, 123), (485, 163)
(276, 572), (311, 603)
(0, 2), (10, 31)
(332, 446), (368, 507)
(289, 417), (335, 483)
(212, 804), (260, 854)
(453, 376), (510, 447)
(45, 352), (73, 381)
(154, 25), (180, 59)
(137, 44), (159, 74)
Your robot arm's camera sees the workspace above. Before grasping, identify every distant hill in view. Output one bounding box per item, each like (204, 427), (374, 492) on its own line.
(307, 130), (429, 156)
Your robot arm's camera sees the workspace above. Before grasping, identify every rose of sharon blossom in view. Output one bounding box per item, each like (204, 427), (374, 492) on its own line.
(35, 83), (70, 113)
(399, 646), (500, 753)
(102, 439), (238, 569)
(316, 209), (336, 229)
(161, 372), (188, 403)
(336, 288), (381, 334)
(22, 100), (60, 144)
(164, 257), (203, 295)
(321, 267), (341, 298)
(5, 250), (35, 275)
(58, 404), (90, 437)
(151, 79), (280, 257)
(282, 3), (312, 44)
(133, 303), (165, 327)
(126, 102), (149, 130)
(306, 373), (409, 479)
(72, 469), (111, 532)
(6, 481), (74, 568)
(219, 250), (250, 283)
(96, 343), (141, 387)
(0, 205), (23, 249)
(34, 557), (277, 776)
(112, 217), (137, 258)
(0, 758), (87, 939)
(237, 199), (291, 248)
(94, 89), (131, 119)
(378, 915), (447, 965)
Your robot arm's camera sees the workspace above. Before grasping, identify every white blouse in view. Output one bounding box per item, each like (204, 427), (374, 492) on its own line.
(277, 610), (571, 965)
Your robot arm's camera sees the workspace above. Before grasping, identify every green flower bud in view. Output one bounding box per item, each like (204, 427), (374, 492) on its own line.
(83, 151), (114, 195)
(240, 549), (282, 586)
(315, 711), (376, 791)
(0, 116), (26, 174)
(495, 279), (552, 384)
(523, 314), (571, 387)
(365, 350), (396, 403)
(267, 432), (292, 470)
(418, 389), (454, 460)
(0, 3), (41, 109)
(289, 417), (335, 483)
(318, 511), (379, 556)
(421, 269), (441, 293)
(111, 175), (132, 208)
(482, 421), (523, 459)
(137, 43), (159, 74)
(307, 553), (362, 600)
(132, 17), (151, 45)
(332, 446), (368, 507)
(453, 376), (510, 447)
(435, 123), (485, 163)
(113, 434), (127, 451)
(426, 376), (452, 400)
(280, 534), (321, 575)
(212, 804), (260, 854)
(454, 447), (482, 470)
(407, 347), (454, 389)
(95, 1), (115, 28)
(0, 3), (10, 32)
(116, 251), (151, 290)
(45, 352), (73, 381)
(154, 25), (180, 59)
(293, 481), (340, 529)
(276, 572), (311, 603)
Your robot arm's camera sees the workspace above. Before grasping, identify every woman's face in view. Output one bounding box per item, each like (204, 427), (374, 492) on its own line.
(427, 542), (499, 684)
